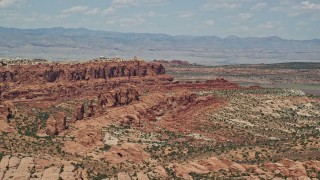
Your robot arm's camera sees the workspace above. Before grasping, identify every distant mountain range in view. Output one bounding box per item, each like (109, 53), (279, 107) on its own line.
(0, 26), (320, 65)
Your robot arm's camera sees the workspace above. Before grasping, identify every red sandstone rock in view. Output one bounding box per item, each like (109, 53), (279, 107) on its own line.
(121, 114), (140, 126)
(100, 86), (140, 107)
(0, 61), (166, 83)
(87, 100), (94, 117)
(45, 116), (58, 136)
(56, 112), (68, 132)
(6, 107), (13, 123)
(75, 104), (85, 121)
(43, 112), (67, 136)
(0, 61), (173, 101)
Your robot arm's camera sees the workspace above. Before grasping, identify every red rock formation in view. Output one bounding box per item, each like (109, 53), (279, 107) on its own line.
(95, 86), (141, 108)
(111, 87), (140, 106)
(98, 93), (108, 107)
(0, 70), (17, 82)
(0, 60), (241, 130)
(0, 61), (172, 101)
(0, 61), (166, 84)
(44, 112), (68, 136)
(56, 112), (68, 132)
(121, 114), (140, 126)
(0, 101), (15, 124)
(45, 116), (58, 136)
(44, 68), (65, 82)
(75, 104), (85, 121)
(87, 100), (94, 117)
(73, 87), (140, 121)
(6, 108), (13, 123)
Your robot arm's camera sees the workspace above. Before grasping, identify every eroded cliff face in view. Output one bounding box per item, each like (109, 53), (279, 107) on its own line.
(0, 60), (239, 138)
(74, 86), (140, 122)
(0, 71), (18, 82)
(110, 87), (140, 106)
(0, 61), (171, 101)
(0, 61), (166, 83)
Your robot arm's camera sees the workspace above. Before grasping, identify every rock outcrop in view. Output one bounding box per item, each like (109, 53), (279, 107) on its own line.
(97, 86), (140, 108)
(73, 87), (140, 121)
(45, 116), (58, 136)
(0, 71), (17, 82)
(6, 108), (13, 123)
(121, 114), (140, 126)
(0, 156), (87, 180)
(0, 61), (166, 83)
(111, 87), (140, 106)
(75, 104), (85, 121)
(0, 61), (239, 104)
(87, 100), (94, 117)
(44, 112), (68, 136)
(169, 156), (320, 179)
(44, 68), (65, 82)
(56, 112), (68, 131)
(0, 61), (172, 101)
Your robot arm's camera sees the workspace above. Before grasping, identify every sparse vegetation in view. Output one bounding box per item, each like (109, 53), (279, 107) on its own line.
(1, 61), (319, 179)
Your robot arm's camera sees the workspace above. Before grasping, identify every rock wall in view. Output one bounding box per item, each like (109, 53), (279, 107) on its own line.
(0, 71), (17, 82)
(74, 86), (140, 121)
(110, 87), (140, 106)
(0, 61), (166, 83)
(0, 61), (170, 101)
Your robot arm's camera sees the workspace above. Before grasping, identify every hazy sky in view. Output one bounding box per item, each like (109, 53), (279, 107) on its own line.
(1, 0), (319, 39)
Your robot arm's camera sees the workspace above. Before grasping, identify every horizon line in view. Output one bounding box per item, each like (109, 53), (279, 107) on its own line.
(0, 26), (319, 41)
